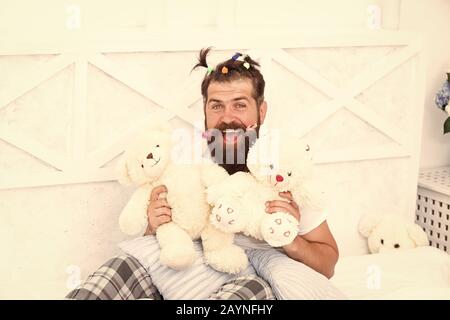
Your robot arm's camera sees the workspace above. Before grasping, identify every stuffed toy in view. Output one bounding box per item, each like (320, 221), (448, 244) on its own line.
(205, 134), (321, 251)
(116, 122), (249, 273)
(358, 213), (429, 254)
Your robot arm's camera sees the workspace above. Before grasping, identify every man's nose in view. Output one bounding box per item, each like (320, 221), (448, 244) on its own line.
(221, 106), (238, 124)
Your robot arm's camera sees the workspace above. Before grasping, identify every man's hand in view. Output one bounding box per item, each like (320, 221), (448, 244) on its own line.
(144, 185), (172, 236)
(265, 191), (300, 222)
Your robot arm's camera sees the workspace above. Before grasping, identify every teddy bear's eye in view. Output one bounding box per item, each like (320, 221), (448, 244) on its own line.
(287, 171), (292, 177)
(269, 164), (274, 170)
(305, 144), (310, 151)
(156, 145), (160, 148)
(394, 244), (400, 249)
(380, 239), (384, 245)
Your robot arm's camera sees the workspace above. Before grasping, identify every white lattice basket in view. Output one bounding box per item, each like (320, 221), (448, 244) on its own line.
(416, 166), (450, 253)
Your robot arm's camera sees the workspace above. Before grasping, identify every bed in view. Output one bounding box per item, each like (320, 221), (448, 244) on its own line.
(331, 247), (450, 299)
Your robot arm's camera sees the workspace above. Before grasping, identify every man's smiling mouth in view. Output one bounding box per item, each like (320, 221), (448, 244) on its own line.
(222, 129), (241, 144)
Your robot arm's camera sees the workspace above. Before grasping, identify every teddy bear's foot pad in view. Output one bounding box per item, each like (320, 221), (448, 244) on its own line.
(204, 245), (248, 274)
(158, 243), (196, 270)
(261, 212), (299, 247)
(210, 199), (245, 233)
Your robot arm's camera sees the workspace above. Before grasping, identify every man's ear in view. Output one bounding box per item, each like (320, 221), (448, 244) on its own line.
(116, 155), (133, 186)
(259, 101), (267, 125)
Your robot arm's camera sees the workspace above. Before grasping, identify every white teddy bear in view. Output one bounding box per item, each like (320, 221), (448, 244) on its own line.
(206, 134), (320, 254)
(358, 213), (429, 254)
(116, 122), (249, 273)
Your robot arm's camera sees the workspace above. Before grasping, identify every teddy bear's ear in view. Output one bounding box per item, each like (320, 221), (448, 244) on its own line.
(407, 223), (429, 246)
(116, 155), (133, 186)
(358, 214), (383, 238)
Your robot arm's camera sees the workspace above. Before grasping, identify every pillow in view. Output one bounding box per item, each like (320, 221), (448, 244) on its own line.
(233, 225), (347, 300)
(117, 236), (256, 300)
(246, 248), (347, 300)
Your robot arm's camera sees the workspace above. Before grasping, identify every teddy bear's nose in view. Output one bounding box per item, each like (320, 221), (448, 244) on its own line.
(276, 175), (284, 182)
(147, 153), (153, 159)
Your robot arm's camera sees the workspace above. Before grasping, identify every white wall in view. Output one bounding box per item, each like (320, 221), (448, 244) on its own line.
(399, 0), (450, 169)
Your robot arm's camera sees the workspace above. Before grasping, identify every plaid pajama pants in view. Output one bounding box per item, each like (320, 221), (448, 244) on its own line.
(66, 255), (275, 300)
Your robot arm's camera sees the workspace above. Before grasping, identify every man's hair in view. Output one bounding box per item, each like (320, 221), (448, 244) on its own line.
(192, 47), (266, 106)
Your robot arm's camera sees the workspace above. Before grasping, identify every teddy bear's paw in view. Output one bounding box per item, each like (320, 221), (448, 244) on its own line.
(210, 199), (245, 233)
(158, 243), (196, 270)
(204, 245), (248, 274)
(261, 212), (299, 247)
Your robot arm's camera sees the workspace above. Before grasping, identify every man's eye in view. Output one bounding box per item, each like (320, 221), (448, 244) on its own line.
(235, 104), (246, 109)
(211, 104), (223, 110)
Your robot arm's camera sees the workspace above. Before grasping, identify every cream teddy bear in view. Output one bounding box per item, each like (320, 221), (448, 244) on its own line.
(116, 122), (248, 273)
(358, 213), (429, 254)
(206, 134), (320, 251)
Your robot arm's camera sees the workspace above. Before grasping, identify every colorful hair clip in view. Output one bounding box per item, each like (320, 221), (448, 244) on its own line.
(207, 66), (214, 75)
(221, 66), (229, 74)
(202, 130), (212, 139)
(243, 62), (250, 69)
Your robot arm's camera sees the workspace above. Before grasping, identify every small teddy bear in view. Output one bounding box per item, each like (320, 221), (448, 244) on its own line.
(116, 122), (249, 273)
(206, 133), (321, 249)
(358, 213), (429, 254)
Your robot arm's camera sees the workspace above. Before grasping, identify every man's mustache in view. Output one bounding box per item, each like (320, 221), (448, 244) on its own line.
(215, 121), (247, 133)
(203, 122), (243, 141)
(203, 121), (257, 140)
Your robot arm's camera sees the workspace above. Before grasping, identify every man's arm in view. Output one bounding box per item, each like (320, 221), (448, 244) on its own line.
(282, 221), (339, 279)
(266, 192), (339, 279)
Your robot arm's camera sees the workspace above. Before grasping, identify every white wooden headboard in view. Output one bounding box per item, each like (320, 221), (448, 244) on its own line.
(0, 30), (425, 298)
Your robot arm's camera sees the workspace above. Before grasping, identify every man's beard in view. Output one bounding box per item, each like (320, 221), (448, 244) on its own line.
(204, 121), (260, 175)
